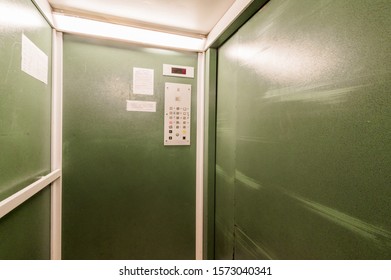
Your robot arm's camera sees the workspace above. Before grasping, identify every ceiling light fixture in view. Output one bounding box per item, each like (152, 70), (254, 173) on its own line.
(53, 13), (205, 52)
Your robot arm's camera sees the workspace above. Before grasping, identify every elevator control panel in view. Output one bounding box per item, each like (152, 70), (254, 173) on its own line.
(164, 82), (191, 146)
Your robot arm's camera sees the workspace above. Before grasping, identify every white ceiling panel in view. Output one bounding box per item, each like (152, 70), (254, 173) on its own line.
(48, 0), (236, 36)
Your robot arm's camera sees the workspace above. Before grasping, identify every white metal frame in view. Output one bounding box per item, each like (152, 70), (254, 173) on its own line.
(205, 0), (255, 49)
(50, 30), (63, 260)
(32, 0), (54, 27)
(0, 170), (61, 220)
(196, 52), (206, 259)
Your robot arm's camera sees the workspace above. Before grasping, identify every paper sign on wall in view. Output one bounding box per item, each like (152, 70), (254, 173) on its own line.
(126, 100), (156, 112)
(21, 34), (48, 84)
(133, 67), (154, 95)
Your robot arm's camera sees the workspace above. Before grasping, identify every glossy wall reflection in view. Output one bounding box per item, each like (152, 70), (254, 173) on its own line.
(0, 0), (52, 260)
(215, 0), (391, 259)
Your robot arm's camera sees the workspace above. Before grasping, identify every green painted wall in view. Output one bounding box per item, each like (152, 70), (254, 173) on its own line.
(216, 0), (391, 259)
(0, 188), (51, 259)
(63, 35), (198, 259)
(0, 0), (52, 259)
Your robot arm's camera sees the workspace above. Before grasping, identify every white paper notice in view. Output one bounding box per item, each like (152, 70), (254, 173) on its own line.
(133, 67), (154, 95)
(126, 100), (156, 112)
(21, 34), (48, 84)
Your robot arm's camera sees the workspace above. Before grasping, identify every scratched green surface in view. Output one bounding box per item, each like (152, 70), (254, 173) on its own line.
(0, 188), (51, 259)
(216, 0), (391, 259)
(62, 35), (198, 259)
(0, 0), (52, 259)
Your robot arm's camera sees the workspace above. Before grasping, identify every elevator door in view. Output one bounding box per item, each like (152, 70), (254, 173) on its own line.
(215, 0), (391, 259)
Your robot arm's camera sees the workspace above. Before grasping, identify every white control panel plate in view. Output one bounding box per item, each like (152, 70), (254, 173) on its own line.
(164, 83), (191, 146)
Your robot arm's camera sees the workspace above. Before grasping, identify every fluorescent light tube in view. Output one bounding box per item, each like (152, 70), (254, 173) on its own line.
(53, 14), (205, 52)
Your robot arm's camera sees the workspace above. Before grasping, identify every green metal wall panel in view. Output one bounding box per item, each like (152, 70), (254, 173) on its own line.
(215, 36), (239, 260)
(63, 36), (197, 259)
(216, 0), (391, 259)
(0, 0), (52, 200)
(0, 188), (51, 259)
(0, 0), (52, 259)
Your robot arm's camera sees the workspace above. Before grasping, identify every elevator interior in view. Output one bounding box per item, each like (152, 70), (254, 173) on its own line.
(1, 0), (390, 260)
